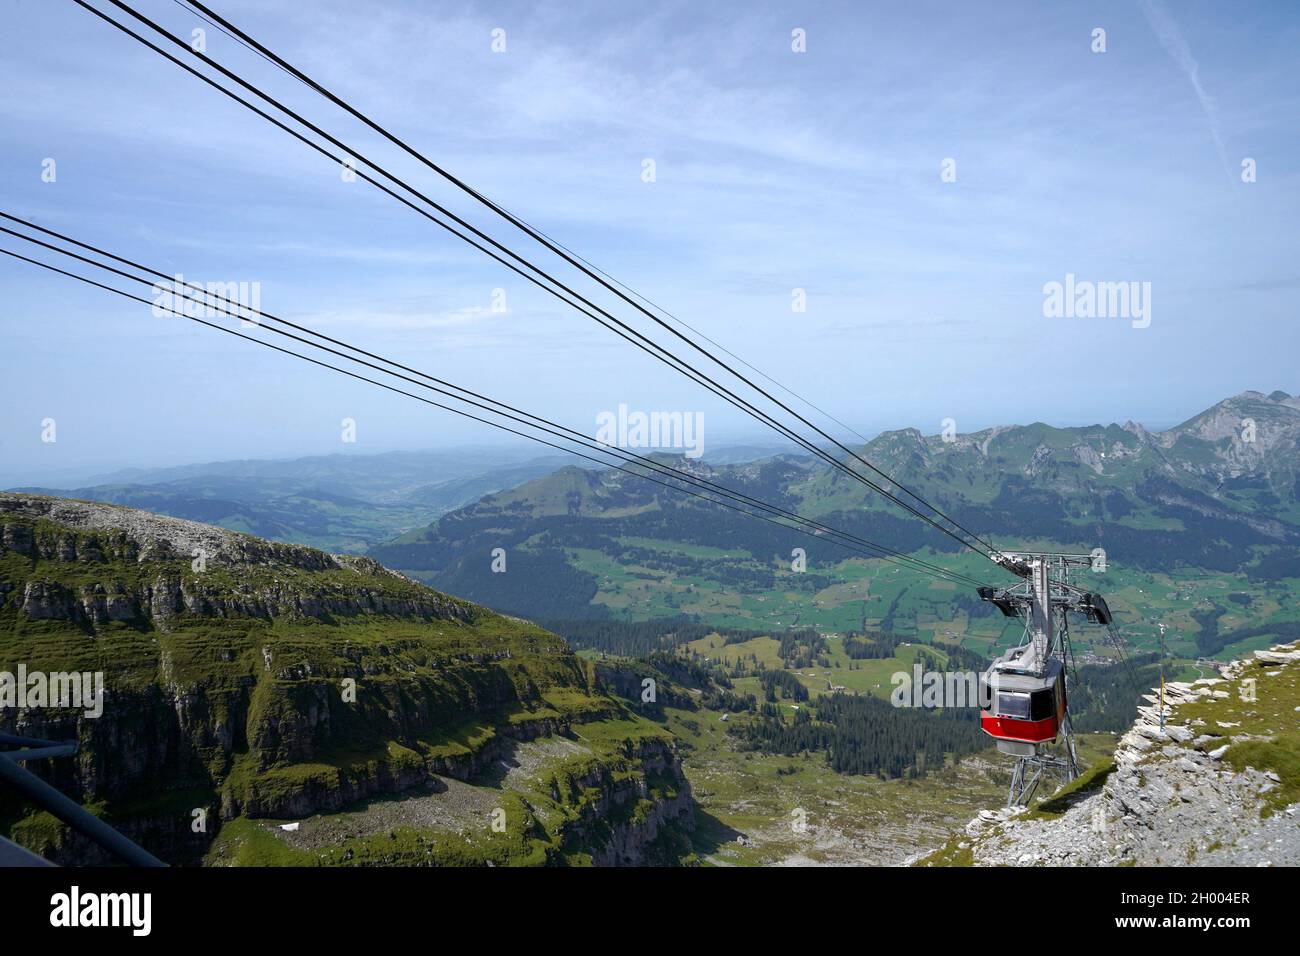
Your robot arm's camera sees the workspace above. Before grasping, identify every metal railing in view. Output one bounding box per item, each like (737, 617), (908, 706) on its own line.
(0, 733), (165, 867)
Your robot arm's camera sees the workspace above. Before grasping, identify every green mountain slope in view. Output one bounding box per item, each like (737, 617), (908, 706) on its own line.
(372, 391), (1300, 663)
(0, 493), (692, 866)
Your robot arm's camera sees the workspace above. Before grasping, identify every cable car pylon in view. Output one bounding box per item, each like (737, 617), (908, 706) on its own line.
(976, 553), (1115, 805)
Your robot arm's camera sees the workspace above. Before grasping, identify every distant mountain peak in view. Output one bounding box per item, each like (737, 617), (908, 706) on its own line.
(1162, 389), (1300, 449)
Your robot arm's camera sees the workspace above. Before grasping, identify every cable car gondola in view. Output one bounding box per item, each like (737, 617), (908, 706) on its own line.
(978, 650), (1066, 757)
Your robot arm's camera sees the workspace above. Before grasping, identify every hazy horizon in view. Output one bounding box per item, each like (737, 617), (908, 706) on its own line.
(2, 384), (1277, 489)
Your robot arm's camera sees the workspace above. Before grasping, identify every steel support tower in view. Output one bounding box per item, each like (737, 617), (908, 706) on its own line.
(979, 552), (1116, 805)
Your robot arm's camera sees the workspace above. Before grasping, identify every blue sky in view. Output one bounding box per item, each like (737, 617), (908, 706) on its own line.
(2, 0), (1298, 485)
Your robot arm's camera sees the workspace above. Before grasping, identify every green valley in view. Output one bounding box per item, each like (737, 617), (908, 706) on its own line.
(372, 391), (1300, 671)
(5, 390), (1299, 867)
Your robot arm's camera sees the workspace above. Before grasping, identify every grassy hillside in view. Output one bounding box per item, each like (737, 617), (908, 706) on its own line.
(565, 617), (1150, 864)
(371, 391), (1300, 668)
(0, 493), (692, 866)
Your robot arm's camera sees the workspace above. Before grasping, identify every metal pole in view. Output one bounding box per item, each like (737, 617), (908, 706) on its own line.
(1158, 623), (1167, 732)
(4, 744), (77, 761)
(0, 835), (55, 866)
(0, 732), (71, 749)
(0, 753), (166, 867)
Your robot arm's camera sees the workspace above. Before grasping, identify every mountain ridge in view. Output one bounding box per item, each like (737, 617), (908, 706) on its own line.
(372, 390), (1300, 647)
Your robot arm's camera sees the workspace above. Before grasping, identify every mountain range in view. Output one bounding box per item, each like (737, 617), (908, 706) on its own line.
(11, 448), (573, 554)
(12, 390), (1300, 663)
(370, 390), (1300, 663)
(4, 389), (1297, 865)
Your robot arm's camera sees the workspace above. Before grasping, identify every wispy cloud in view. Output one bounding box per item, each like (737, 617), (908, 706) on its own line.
(1139, 0), (1235, 185)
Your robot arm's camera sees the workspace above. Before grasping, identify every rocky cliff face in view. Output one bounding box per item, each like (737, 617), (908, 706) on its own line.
(0, 493), (693, 866)
(929, 640), (1300, 867)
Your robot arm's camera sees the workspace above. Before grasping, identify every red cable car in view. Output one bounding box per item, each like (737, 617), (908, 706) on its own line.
(978, 649), (1066, 757)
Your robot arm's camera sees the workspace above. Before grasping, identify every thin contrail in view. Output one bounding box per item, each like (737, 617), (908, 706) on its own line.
(1139, 0), (1236, 186)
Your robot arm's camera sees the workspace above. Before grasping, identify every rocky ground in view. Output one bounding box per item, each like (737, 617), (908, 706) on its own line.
(932, 641), (1300, 867)
(0, 491), (425, 582)
(666, 696), (1014, 867)
(246, 736), (595, 853)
